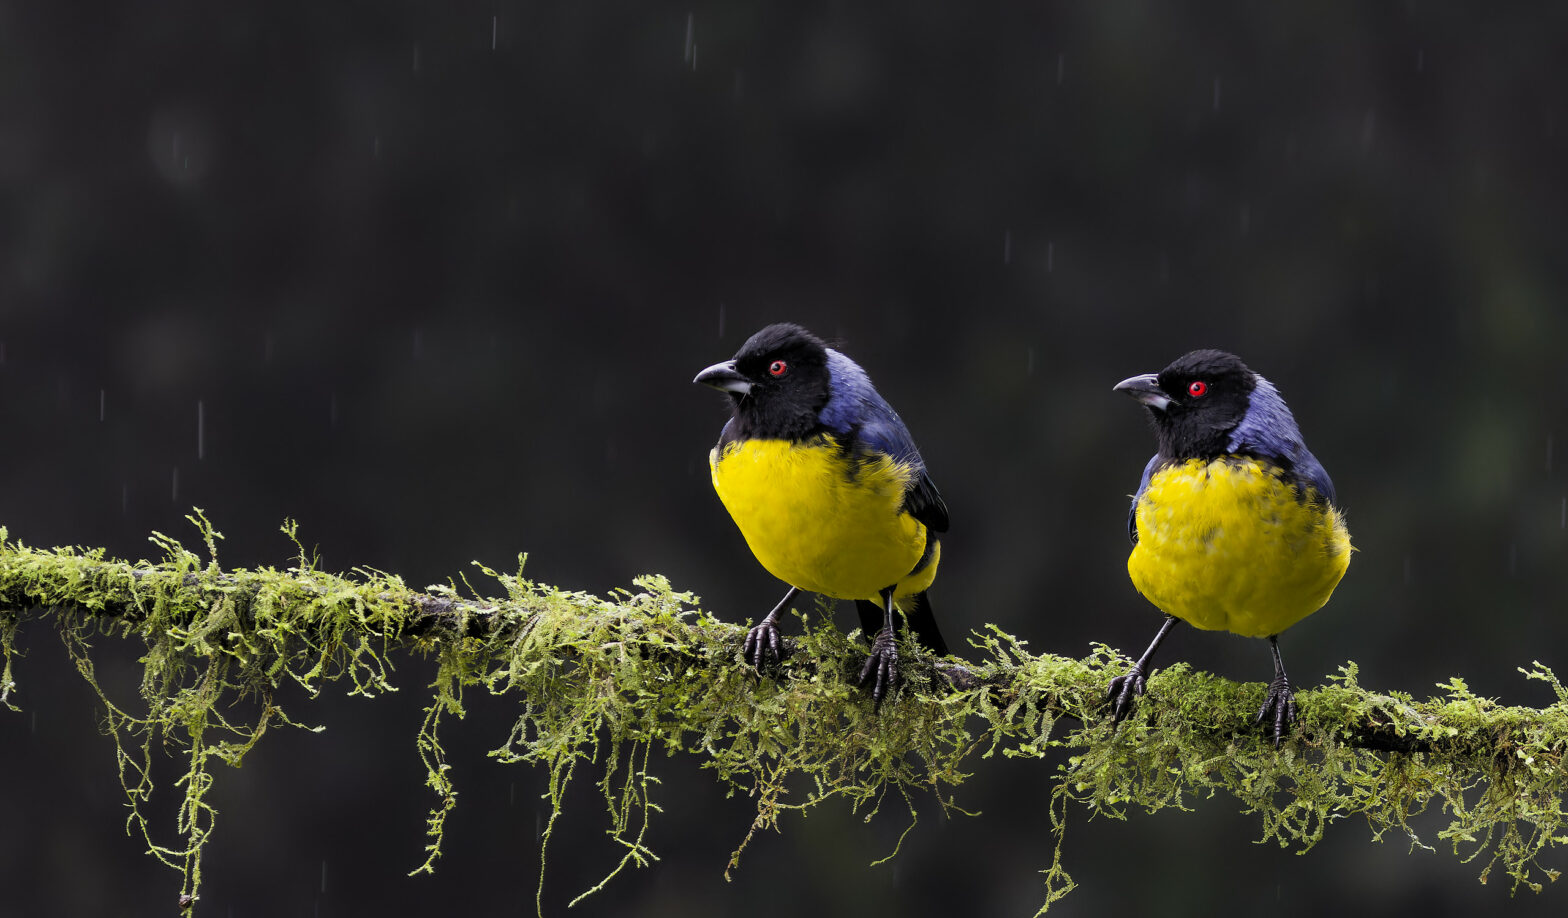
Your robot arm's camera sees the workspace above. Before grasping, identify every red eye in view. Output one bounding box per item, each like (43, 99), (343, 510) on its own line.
(768, 360), (788, 377)
(1187, 380), (1207, 397)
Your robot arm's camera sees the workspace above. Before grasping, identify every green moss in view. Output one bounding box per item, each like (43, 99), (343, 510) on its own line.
(1, 516), (1566, 914)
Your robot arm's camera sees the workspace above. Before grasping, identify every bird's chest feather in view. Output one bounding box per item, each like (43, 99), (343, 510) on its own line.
(709, 437), (927, 599)
(1128, 457), (1351, 637)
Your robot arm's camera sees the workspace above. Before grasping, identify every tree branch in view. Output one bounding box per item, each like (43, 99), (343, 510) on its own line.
(2, 517), (1566, 914)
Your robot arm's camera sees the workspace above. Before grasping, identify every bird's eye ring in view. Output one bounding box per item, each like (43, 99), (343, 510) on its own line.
(768, 360), (788, 377)
(1187, 380), (1208, 397)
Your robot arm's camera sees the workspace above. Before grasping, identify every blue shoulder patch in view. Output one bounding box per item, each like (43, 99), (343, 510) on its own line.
(819, 350), (920, 462)
(821, 348), (949, 532)
(716, 416), (740, 451)
(1128, 454), (1159, 544)
(1226, 375), (1337, 503)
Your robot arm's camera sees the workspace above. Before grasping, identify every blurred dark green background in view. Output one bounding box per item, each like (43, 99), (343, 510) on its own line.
(3, 1), (1566, 915)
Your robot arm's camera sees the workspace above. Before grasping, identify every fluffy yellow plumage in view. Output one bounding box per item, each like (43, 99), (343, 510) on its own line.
(1108, 349), (1353, 744)
(709, 437), (938, 603)
(1127, 458), (1351, 639)
(695, 322), (950, 703)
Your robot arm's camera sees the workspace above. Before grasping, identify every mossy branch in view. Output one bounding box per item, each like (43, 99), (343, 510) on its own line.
(2, 515), (1566, 914)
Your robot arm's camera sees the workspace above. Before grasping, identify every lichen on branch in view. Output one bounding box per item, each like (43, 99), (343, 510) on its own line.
(0, 514), (1565, 915)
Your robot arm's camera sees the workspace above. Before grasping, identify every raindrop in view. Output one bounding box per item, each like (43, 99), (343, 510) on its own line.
(732, 70), (745, 100)
(1402, 554), (1411, 585)
(1212, 77), (1222, 112)
(683, 12), (695, 65)
(1056, 53), (1064, 85)
(1415, 49), (1424, 72)
(1239, 203), (1251, 235)
(413, 329), (424, 360)
(1025, 347), (1035, 376)
(510, 782), (516, 806)
(1046, 242), (1055, 272)
(172, 467), (180, 503)
(122, 482), (129, 515)
(31, 711), (36, 733)
(99, 389), (106, 422)
(197, 400), (206, 460)
(1508, 544), (1517, 575)
(1003, 230), (1012, 265)
(321, 861), (328, 894)
(1361, 110), (1377, 152)
(373, 136), (382, 159)
(491, 15), (498, 51)
(330, 393), (339, 428)
(718, 303), (726, 338)
(412, 43), (422, 73)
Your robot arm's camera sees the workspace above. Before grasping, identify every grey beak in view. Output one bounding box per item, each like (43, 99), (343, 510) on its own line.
(694, 359), (752, 395)
(1114, 373), (1172, 411)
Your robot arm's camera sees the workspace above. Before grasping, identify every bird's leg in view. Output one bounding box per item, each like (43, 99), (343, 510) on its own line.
(857, 586), (899, 706)
(1107, 614), (1178, 725)
(743, 586), (798, 669)
(1256, 635), (1298, 747)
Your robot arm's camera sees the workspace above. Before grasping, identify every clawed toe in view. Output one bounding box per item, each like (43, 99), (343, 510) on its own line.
(1106, 666), (1148, 726)
(857, 628), (899, 705)
(1255, 676), (1298, 747)
(742, 619), (784, 670)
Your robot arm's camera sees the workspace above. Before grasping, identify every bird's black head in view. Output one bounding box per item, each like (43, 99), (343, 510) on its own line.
(693, 322), (833, 440)
(1115, 349), (1258, 459)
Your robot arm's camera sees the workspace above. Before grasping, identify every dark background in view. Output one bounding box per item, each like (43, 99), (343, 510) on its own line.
(3, 1), (1566, 915)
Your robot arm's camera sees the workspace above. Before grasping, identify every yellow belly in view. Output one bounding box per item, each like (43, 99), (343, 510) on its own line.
(1128, 457), (1351, 638)
(710, 438), (936, 601)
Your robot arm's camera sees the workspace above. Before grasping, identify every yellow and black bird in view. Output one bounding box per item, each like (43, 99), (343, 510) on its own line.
(1108, 349), (1351, 744)
(693, 323), (947, 703)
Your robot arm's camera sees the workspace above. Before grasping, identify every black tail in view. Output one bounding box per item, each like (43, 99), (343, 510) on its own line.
(855, 590), (947, 657)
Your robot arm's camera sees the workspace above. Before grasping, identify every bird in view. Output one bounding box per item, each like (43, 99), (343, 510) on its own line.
(693, 322), (949, 704)
(1107, 349), (1351, 745)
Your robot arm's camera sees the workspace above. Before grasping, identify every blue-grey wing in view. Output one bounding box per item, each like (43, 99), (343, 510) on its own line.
(715, 416), (740, 452)
(1226, 375), (1338, 505)
(821, 349), (949, 533)
(1128, 454), (1159, 545)
(1289, 447), (1336, 505)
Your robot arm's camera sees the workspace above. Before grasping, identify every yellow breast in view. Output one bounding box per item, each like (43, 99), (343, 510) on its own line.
(710, 437), (936, 601)
(1127, 457), (1351, 638)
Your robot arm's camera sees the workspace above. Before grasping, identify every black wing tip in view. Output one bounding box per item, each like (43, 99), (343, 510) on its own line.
(901, 590), (948, 657)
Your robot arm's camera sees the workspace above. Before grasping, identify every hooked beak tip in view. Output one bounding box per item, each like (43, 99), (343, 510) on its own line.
(1114, 373), (1171, 411)
(695, 360), (752, 395)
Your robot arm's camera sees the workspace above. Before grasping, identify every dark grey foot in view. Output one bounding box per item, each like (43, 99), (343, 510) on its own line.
(743, 618), (784, 669)
(1107, 615), (1178, 730)
(1106, 666), (1148, 726)
(1256, 676), (1298, 747)
(857, 627), (899, 705)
